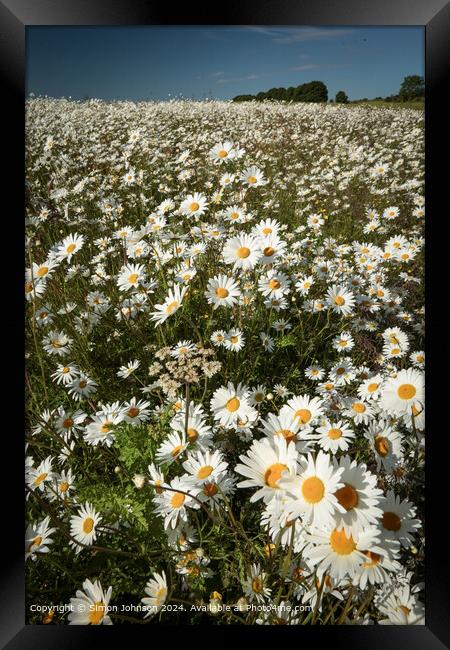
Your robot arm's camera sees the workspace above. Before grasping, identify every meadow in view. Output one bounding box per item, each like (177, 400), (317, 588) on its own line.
(25, 98), (425, 625)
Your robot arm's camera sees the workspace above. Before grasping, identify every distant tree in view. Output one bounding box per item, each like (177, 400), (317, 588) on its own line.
(399, 75), (424, 101)
(335, 91), (349, 104)
(299, 81), (328, 102)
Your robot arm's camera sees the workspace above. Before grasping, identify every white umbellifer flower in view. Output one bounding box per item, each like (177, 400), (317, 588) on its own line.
(279, 451), (345, 529)
(379, 368), (424, 415)
(235, 436), (298, 504)
(141, 571), (168, 618)
(205, 274), (241, 309)
(68, 579), (113, 625)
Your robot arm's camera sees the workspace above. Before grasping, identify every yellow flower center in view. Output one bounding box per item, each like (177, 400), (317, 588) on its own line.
(37, 266), (49, 277)
(264, 463), (288, 488)
(375, 436), (390, 457)
(328, 428), (342, 440)
(236, 246), (250, 259)
(252, 577), (263, 593)
(203, 482), (218, 497)
(59, 481), (69, 493)
(83, 517), (94, 533)
(171, 444), (183, 457)
(367, 383), (379, 393)
(330, 528), (356, 555)
(335, 483), (359, 511)
(89, 601), (105, 625)
(34, 472), (48, 486)
(100, 423), (111, 434)
(215, 287), (229, 299)
(382, 511), (401, 531)
(226, 397), (240, 412)
(128, 273), (139, 284)
(62, 367), (70, 373)
(187, 428), (198, 442)
(190, 202), (200, 212)
(166, 300), (179, 314)
(28, 535), (42, 552)
(171, 492), (185, 508)
(268, 279), (281, 290)
(230, 336), (239, 344)
(262, 227), (272, 235)
(361, 550), (381, 568)
(302, 476), (325, 503)
(218, 149), (228, 158)
(276, 429), (296, 443)
(247, 175), (257, 184)
(397, 384), (416, 400)
(352, 402), (366, 413)
(197, 465), (213, 479)
(127, 407), (140, 418)
(264, 246), (275, 257)
(334, 296), (345, 306)
(295, 408), (312, 424)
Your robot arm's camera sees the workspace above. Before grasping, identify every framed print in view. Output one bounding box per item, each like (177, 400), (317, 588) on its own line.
(1, 0), (449, 647)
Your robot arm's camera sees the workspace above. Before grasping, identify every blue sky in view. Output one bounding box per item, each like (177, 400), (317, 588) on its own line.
(26, 26), (424, 101)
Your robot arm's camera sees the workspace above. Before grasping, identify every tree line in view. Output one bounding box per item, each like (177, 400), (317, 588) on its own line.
(232, 75), (424, 104)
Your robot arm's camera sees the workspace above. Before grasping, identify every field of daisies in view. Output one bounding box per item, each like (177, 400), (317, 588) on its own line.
(25, 97), (425, 626)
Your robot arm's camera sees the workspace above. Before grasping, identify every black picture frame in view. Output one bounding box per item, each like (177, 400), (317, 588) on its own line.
(2, 0), (449, 647)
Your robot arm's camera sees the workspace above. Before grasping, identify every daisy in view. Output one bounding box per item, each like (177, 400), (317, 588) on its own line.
(222, 234), (262, 271)
(242, 564), (271, 603)
(332, 331), (354, 353)
(313, 420), (355, 454)
(331, 456), (383, 536)
(279, 451), (345, 528)
(329, 360), (356, 386)
(252, 218), (281, 238)
(54, 408), (87, 436)
(27, 456), (55, 493)
(51, 363), (80, 386)
(259, 332), (275, 352)
(249, 384), (267, 407)
(379, 490), (421, 549)
(283, 394), (325, 427)
(296, 275), (315, 296)
(305, 365), (325, 381)
(357, 374), (384, 401)
(180, 192), (208, 218)
(155, 431), (189, 465)
(258, 270), (290, 299)
(235, 436), (298, 503)
(42, 330), (73, 356)
(240, 166), (266, 187)
(307, 526), (382, 582)
(223, 328), (245, 352)
(182, 449), (228, 486)
(56, 233), (84, 262)
(121, 397), (151, 424)
(260, 410), (311, 453)
(150, 285), (187, 326)
(70, 502), (102, 547)
(343, 399), (375, 425)
(210, 382), (256, 428)
(116, 263), (146, 291)
(68, 579), (113, 625)
(141, 571), (168, 618)
(258, 235), (287, 265)
(84, 410), (123, 447)
(153, 475), (200, 529)
(209, 141), (236, 163)
(210, 329), (227, 347)
(117, 359), (140, 378)
(67, 374), (98, 401)
(25, 516), (56, 560)
(379, 368), (424, 416)
(51, 468), (76, 501)
(325, 285), (355, 315)
(376, 573), (425, 625)
(410, 350), (425, 369)
(365, 421), (404, 473)
(205, 274), (241, 310)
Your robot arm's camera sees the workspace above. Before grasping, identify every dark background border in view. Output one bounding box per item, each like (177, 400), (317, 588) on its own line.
(1, 0), (449, 647)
